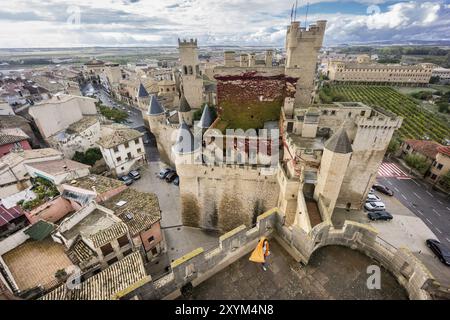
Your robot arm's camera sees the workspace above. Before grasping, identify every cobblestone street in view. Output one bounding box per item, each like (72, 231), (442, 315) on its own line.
(185, 241), (408, 300)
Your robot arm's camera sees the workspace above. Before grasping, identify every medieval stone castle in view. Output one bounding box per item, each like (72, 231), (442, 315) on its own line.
(144, 19), (403, 235)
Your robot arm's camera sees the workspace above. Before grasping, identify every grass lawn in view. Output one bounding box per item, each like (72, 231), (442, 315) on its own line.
(219, 98), (282, 131)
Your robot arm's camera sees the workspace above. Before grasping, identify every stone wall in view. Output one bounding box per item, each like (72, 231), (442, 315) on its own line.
(122, 209), (443, 300)
(178, 163), (279, 232)
(274, 219), (441, 300)
(125, 208), (277, 300)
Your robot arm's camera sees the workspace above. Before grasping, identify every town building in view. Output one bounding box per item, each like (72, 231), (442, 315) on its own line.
(97, 124), (146, 177)
(327, 60), (434, 86)
(101, 188), (163, 260)
(0, 128), (31, 157)
(400, 139), (442, 165)
(24, 158), (90, 185)
(178, 39), (204, 108)
(0, 148), (63, 198)
(432, 67), (450, 83)
(428, 146), (450, 189)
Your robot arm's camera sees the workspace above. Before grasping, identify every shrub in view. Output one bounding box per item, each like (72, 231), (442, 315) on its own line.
(72, 148), (103, 166)
(98, 105), (128, 123)
(404, 153), (430, 174)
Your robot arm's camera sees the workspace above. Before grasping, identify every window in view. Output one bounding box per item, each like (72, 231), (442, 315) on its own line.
(437, 163), (443, 170)
(331, 110), (336, 116)
(151, 247), (158, 256)
(100, 243), (114, 256)
(107, 257), (118, 266)
(360, 111), (366, 116)
(147, 236), (155, 244)
(124, 142), (129, 148)
(127, 152), (132, 159)
(113, 146), (119, 153)
(116, 156), (121, 162)
(137, 148), (142, 153)
(430, 174), (437, 180)
(117, 235), (129, 248)
(123, 248), (133, 256)
(134, 138), (139, 144)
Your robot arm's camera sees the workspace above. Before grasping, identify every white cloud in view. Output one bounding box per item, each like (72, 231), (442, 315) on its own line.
(0, 0), (447, 47)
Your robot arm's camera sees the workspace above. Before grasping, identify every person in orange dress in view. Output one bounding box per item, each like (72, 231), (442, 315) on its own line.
(249, 237), (271, 271)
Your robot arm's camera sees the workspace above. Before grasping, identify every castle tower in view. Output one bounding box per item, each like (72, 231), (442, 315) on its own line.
(147, 94), (165, 134)
(136, 82), (149, 110)
(265, 50), (273, 67)
(224, 51), (236, 67)
(172, 121), (202, 166)
(313, 127), (352, 221)
(178, 94), (193, 126)
(239, 54), (249, 67)
(248, 53), (256, 67)
(178, 38), (204, 108)
(285, 20), (327, 105)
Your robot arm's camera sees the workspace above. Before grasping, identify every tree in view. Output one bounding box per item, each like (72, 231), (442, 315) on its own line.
(439, 170), (450, 190)
(404, 153), (430, 175)
(387, 138), (401, 155)
(72, 148), (103, 166)
(98, 105), (128, 123)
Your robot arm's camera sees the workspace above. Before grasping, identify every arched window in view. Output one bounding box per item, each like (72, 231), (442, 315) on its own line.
(183, 66), (188, 75)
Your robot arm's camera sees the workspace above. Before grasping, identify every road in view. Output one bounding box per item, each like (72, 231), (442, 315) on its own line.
(81, 82), (144, 128)
(377, 162), (450, 244)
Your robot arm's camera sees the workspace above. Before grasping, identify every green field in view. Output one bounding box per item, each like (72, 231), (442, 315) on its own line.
(327, 85), (450, 142)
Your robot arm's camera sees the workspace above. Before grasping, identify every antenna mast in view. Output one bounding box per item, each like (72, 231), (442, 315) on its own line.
(305, 2), (310, 28)
(294, 0), (298, 21)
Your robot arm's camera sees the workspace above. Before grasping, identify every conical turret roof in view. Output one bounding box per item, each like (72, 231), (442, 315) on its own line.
(137, 83), (149, 98)
(324, 127), (353, 154)
(148, 95), (164, 115)
(197, 104), (215, 129)
(179, 95), (191, 112)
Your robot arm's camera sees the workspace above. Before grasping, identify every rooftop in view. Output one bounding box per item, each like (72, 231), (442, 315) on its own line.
(404, 139), (442, 159)
(66, 116), (99, 134)
(0, 148), (63, 168)
(26, 158), (90, 176)
(0, 204), (24, 228)
(61, 208), (123, 246)
(65, 174), (125, 195)
(41, 251), (148, 300)
(97, 126), (143, 149)
(1, 238), (73, 291)
(0, 128), (29, 146)
(101, 188), (161, 236)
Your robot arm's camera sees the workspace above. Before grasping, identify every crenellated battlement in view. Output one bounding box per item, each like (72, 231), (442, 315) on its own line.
(178, 38), (198, 47)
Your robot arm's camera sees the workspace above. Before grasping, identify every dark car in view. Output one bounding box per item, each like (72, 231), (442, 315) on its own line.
(368, 211), (393, 221)
(426, 239), (450, 266)
(119, 175), (133, 186)
(159, 168), (173, 179)
(373, 184), (394, 196)
(165, 171), (177, 183)
(128, 170), (141, 180)
(173, 175), (179, 186)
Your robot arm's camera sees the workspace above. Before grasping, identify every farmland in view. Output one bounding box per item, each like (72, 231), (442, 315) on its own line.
(324, 85), (450, 142)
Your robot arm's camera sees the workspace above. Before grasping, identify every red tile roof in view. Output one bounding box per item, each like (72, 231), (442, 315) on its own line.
(0, 204), (24, 227)
(437, 146), (450, 158)
(404, 139), (442, 160)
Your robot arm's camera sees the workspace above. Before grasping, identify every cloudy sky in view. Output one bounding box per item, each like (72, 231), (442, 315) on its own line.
(0, 0), (449, 48)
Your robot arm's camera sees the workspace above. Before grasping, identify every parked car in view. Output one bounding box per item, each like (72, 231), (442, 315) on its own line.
(369, 188), (375, 194)
(165, 171), (177, 183)
(159, 168), (173, 179)
(173, 175), (179, 186)
(119, 175), (133, 186)
(373, 184), (394, 196)
(364, 201), (386, 212)
(128, 170), (141, 180)
(366, 194), (382, 203)
(426, 239), (450, 266)
(368, 211), (393, 221)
